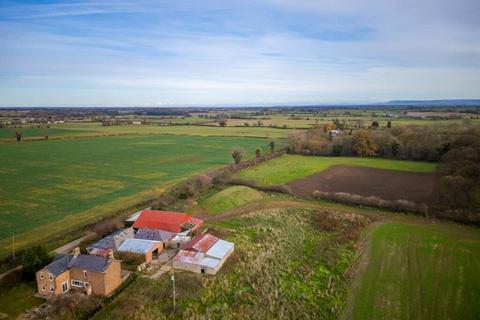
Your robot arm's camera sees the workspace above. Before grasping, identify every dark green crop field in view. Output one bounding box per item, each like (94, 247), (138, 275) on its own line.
(0, 135), (267, 257)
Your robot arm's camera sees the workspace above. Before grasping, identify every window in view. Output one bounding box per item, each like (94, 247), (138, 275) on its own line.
(41, 285), (45, 292)
(84, 282), (90, 287)
(83, 270), (88, 278)
(62, 281), (69, 293)
(40, 273), (44, 279)
(50, 286), (54, 292)
(48, 274), (53, 281)
(71, 280), (83, 287)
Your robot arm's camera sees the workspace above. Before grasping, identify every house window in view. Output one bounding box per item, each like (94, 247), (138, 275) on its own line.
(40, 273), (44, 279)
(41, 285), (45, 291)
(62, 281), (69, 293)
(83, 270), (88, 278)
(50, 286), (54, 292)
(48, 274), (53, 281)
(71, 280), (83, 287)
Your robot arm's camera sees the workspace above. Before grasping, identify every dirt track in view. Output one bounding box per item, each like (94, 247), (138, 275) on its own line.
(287, 166), (436, 204)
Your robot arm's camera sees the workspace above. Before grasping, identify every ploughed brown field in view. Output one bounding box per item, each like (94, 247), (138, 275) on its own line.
(287, 166), (436, 204)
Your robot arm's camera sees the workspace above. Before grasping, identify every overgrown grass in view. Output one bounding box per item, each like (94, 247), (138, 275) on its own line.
(235, 155), (438, 186)
(0, 282), (43, 320)
(93, 207), (371, 319)
(348, 221), (480, 320)
(197, 186), (264, 214)
(0, 135), (268, 258)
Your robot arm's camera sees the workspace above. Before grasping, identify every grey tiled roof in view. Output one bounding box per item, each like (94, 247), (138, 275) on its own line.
(45, 255), (71, 276)
(135, 228), (174, 241)
(88, 228), (134, 251)
(67, 255), (112, 273)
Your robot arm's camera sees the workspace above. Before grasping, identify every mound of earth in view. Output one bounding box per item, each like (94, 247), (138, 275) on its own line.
(201, 185), (264, 214)
(288, 165), (436, 204)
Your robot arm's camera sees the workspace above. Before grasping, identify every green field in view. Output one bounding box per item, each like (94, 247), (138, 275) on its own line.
(0, 282), (42, 320)
(196, 186), (264, 214)
(0, 135), (268, 257)
(235, 154), (438, 186)
(0, 127), (83, 139)
(349, 221), (480, 319)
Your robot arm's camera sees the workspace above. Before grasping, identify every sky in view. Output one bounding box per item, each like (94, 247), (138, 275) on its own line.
(0, 0), (479, 107)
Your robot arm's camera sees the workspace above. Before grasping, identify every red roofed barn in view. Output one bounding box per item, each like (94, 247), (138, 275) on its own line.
(133, 210), (203, 233)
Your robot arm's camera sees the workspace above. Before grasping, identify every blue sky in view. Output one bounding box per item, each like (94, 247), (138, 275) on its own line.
(0, 0), (479, 107)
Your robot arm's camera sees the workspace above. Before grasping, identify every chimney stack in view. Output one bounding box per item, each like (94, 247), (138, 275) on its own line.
(73, 247), (81, 257)
(107, 250), (114, 261)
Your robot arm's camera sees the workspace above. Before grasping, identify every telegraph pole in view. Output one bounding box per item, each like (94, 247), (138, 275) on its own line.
(171, 251), (176, 312)
(12, 233), (15, 261)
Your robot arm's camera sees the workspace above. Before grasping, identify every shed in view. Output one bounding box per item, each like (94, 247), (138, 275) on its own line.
(117, 239), (163, 263)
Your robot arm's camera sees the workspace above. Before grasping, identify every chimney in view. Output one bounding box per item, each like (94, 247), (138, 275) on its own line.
(107, 250), (114, 261)
(73, 247), (81, 257)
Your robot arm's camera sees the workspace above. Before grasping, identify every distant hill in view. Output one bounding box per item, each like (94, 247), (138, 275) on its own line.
(381, 99), (480, 106)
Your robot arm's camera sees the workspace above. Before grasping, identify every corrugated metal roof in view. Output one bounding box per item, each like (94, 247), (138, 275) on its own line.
(88, 228), (134, 251)
(200, 257), (221, 269)
(173, 250), (221, 269)
(206, 239), (234, 260)
(117, 238), (159, 254)
(183, 233), (218, 253)
(133, 210), (201, 233)
(89, 248), (110, 257)
(135, 228), (174, 242)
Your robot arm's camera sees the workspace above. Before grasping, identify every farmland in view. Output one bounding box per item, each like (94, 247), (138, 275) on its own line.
(0, 134), (268, 257)
(196, 186), (264, 214)
(348, 221), (480, 319)
(235, 154), (437, 186)
(93, 207), (370, 319)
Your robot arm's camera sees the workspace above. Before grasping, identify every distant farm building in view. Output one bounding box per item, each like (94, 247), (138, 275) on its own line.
(329, 129), (341, 137)
(134, 228), (191, 249)
(117, 238), (163, 263)
(173, 233), (234, 275)
(36, 248), (121, 297)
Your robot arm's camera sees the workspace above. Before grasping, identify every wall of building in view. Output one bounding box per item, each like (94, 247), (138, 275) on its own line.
(36, 269), (70, 296)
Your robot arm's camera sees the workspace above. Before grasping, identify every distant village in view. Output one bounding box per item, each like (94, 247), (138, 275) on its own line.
(35, 210), (234, 298)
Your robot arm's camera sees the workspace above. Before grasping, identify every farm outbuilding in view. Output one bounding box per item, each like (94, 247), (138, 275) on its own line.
(87, 228), (134, 256)
(132, 210), (203, 234)
(173, 233), (234, 275)
(117, 238), (163, 263)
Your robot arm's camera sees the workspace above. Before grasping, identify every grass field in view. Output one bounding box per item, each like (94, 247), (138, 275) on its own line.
(0, 135), (268, 258)
(349, 221), (480, 320)
(93, 207), (369, 319)
(0, 282), (42, 320)
(196, 186), (264, 214)
(0, 123), (289, 142)
(235, 154), (438, 186)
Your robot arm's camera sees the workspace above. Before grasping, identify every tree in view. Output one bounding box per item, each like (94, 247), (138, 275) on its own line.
(371, 120), (379, 129)
(15, 131), (22, 142)
(255, 148), (261, 158)
(257, 120), (263, 127)
(387, 121), (392, 128)
(244, 122), (250, 127)
(231, 147), (245, 164)
(219, 120), (227, 127)
(323, 123), (336, 133)
(22, 245), (51, 280)
(352, 130), (378, 157)
(269, 141), (275, 153)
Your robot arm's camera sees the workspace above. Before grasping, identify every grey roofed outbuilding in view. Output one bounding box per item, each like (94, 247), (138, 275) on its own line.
(134, 228), (174, 242)
(67, 255), (113, 273)
(206, 239), (234, 260)
(45, 254), (72, 276)
(117, 238), (159, 254)
(87, 227), (134, 251)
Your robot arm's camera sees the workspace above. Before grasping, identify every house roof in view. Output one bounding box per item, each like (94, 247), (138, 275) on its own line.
(206, 239), (234, 260)
(134, 228), (174, 242)
(45, 254), (71, 276)
(87, 228), (134, 251)
(118, 238), (159, 254)
(132, 210), (203, 233)
(184, 233), (218, 253)
(67, 255), (113, 273)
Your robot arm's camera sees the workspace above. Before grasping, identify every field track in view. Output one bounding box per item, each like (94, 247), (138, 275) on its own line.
(288, 166), (436, 204)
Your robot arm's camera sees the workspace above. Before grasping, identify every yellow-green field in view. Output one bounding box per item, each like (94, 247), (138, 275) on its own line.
(235, 154), (438, 186)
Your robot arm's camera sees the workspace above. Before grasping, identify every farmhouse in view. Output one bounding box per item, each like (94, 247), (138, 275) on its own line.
(36, 248), (121, 297)
(133, 210), (203, 234)
(173, 233), (234, 275)
(117, 238), (163, 263)
(87, 227), (134, 257)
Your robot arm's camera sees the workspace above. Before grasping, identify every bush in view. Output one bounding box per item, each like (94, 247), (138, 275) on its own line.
(22, 245), (51, 280)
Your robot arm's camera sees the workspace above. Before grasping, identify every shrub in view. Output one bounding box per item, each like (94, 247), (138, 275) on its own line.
(22, 245), (51, 280)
